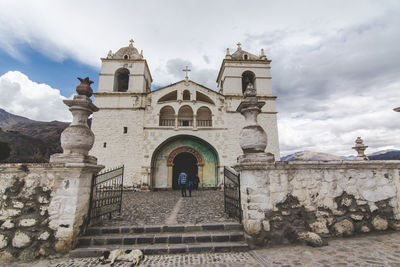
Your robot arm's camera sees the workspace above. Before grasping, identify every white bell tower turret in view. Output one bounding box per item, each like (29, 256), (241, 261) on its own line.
(98, 39), (152, 93)
(216, 43), (272, 96)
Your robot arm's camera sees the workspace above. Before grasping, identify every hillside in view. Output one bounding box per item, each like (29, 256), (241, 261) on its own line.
(0, 109), (69, 163)
(281, 150), (400, 161)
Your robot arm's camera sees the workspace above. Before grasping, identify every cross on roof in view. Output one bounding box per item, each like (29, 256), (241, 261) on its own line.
(182, 66), (191, 80)
(237, 42), (242, 49)
(129, 39), (134, 46)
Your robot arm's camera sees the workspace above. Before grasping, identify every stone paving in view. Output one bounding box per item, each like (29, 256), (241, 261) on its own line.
(99, 190), (235, 226)
(10, 231), (400, 266)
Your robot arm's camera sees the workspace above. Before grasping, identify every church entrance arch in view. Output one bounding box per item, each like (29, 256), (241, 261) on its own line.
(172, 152), (198, 190)
(151, 135), (219, 189)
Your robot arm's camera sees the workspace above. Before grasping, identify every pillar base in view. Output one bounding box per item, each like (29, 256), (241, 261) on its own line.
(50, 153), (98, 165)
(236, 152), (275, 165)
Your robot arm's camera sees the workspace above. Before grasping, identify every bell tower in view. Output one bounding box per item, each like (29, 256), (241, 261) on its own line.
(98, 39), (152, 94)
(216, 43), (272, 97)
(216, 43), (280, 160)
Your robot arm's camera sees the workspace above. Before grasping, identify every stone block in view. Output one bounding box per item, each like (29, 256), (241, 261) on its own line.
(333, 219), (354, 236)
(0, 250), (14, 262)
(38, 196), (50, 204)
(350, 214), (364, 221)
(12, 201), (24, 209)
(309, 218), (329, 235)
(262, 220), (270, 232)
(372, 215), (388, 231)
(0, 234), (8, 249)
(245, 219), (262, 235)
(1, 219), (14, 229)
(38, 231), (50, 241)
(12, 231), (31, 248)
(19, 218), (37, 227)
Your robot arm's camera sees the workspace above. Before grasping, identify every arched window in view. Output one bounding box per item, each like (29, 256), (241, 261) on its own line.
(196, 91), (215, 105)
(183, 90), (190, 100)
(241, 71), (255, 94)
(178, 105), (193, 127)
(197, 107), (212, 127)
(159, 106), (175, 126)
(114, 68), (130, 92)
(244, 54), (248, 60)
(158, 91), (177, 103)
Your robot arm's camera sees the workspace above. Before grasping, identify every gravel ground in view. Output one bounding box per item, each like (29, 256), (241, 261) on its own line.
(98, 190), (235, 226)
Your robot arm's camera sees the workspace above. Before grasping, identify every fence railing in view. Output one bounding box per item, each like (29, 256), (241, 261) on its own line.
(88, 165), (124, 225)
(224, 166), (242, 222)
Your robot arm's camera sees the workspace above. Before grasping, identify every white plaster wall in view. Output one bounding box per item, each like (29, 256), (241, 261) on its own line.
(91, 109), (145, 187)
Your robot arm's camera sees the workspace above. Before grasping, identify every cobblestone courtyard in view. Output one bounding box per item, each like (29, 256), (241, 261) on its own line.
(11, 231), (400, 266)
(100, 190), (235, 226)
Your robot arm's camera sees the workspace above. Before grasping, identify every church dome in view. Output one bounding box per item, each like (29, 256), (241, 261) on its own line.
(112, 39), (143, 60)
(228, 42), (263, 61)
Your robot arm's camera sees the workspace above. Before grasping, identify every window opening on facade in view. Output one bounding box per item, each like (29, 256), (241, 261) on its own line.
(114, 68), (130, 92)
(241, 71), (256, 94)
(197, 107), (212, 127)
(103, 142), (107, 148)
(123, 127), (128, 133)
(159, 106), (175, 126)
(183, 90), (190, 100)
(178, 105), (193, 127)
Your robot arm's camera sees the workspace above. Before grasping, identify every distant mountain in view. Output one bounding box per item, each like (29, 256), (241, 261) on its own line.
(280, 151), (342, 161)
(0, 108), (34, 129)
(281, 150), (400, 161)
(0, 109), (69, 163)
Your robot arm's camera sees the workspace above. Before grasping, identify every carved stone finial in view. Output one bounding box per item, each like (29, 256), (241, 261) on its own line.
(107, 50), (113, 58)
(244, 82), (256, 97)
(236, 96), (275, 164)
(260, 48), (266, 60)
(225, 48), (232, 59)
(140, 49), (143, 58)
(76, 77), (93, 97)
(352, 137), (369, 161)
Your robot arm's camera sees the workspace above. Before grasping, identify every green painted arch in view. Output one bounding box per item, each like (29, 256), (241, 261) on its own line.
(151, 135), (220, 189)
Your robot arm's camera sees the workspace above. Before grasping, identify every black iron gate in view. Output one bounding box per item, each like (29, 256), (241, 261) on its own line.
(88, 165), (124, 225)
(224, 167), (242, 222)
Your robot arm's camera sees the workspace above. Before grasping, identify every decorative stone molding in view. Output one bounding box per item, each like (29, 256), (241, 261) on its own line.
(352, 137), (368, 161)
(235, 93), (275, 164)
(166, 146), (204, 166)
(50, 78), (99, 164)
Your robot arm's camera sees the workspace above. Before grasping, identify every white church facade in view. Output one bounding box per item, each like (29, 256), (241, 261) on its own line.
(90, 40), (280, 189)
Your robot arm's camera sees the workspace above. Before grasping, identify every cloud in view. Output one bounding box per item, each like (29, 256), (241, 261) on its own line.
(0, 71), (72, 122)
(1, 0), (400, 156)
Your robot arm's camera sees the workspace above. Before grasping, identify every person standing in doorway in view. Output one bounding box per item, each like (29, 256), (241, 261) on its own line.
(178, 170), (187, 197)
(194, 174), (200, 190)
(187, 175), (194, 197)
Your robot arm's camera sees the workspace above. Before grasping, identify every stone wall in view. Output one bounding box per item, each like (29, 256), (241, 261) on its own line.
(234, 160), (400, 247)
(0, 163), (101, 262)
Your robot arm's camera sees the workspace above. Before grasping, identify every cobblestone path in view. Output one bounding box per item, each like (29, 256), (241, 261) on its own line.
(99, 190), (235, 226)
(12, 231), (400, 266)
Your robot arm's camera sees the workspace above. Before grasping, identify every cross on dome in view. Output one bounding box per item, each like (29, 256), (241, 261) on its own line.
(129, 39), (134, 46)
(182, 66), (191, 81)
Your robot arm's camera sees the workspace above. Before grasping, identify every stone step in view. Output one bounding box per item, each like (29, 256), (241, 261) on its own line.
(85, 222), (242, 236)
(70, 241), (249, 258)
(77, 231), (244, 247)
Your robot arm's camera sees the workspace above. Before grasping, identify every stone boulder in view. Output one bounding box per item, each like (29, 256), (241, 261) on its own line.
(297, 231), (328, 247)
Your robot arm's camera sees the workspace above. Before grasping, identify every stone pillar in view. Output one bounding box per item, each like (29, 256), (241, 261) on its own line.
(233, 86), (275, 246)
(174, 114), (178, 130)
(193, 114), (197, 130)
(352, 137), (369, 161)
(198, 165), (203, 188)
(167, 165), (173, 188)
(48, 78), (104, 252)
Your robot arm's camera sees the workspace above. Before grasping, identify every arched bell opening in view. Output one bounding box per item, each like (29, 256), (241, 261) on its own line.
(241, 70), (256, 94)
(114, 68), (130, 92)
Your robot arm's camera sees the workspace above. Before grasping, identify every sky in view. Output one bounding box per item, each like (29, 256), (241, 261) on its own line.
(0, 0), (400, 157)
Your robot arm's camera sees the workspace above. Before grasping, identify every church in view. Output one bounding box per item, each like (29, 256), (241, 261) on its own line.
(90, 40), (280, 189)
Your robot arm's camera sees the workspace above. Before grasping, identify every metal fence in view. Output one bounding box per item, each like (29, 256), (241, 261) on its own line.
(88, 165), (124, 225)
(224, 167), (242, 222)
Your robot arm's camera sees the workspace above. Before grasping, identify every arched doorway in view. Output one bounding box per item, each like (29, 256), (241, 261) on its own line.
(151, 135), (219, 189)
(172, 152), (198, 189)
